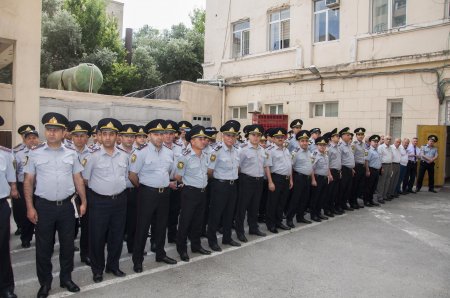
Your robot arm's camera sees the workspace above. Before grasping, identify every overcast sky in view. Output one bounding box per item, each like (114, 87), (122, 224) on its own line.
(120, 0), (206, 34)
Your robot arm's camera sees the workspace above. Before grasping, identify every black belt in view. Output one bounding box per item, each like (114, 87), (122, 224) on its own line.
(272, 173), (290, 180)
(392, 162), (400, 164)
(0, 198), (8, 204)
(408, 160), (417, 164)
(215, 178), (237, 185)
(184, 185), (206, 192)
(294, 172), (310, 178)
(140, 184), (168, 193)
(241, 173), (263, 181)
(36, 194), (74, 206)
(382, 163), (392, 165)
(89, 189), (125, 200)
(356, 163), (365, 166)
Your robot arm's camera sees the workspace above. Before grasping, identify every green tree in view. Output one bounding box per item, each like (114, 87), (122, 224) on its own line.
(100, 62), (141, 95)
(132, 47), (162, 90)
(190, 8), (205, 35)
(82, 47), (118, 75)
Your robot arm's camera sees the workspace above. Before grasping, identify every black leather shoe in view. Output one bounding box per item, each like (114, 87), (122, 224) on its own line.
(14, 228), (22, 236)
(93, 273), (103, 283)
(429, 189), (437, 193)
(192, 246), (211, 255)
(378, 199), (385, 204)
(286, 220), (295, 229)
(167, 238), (176, 244)
(249, 229), (266, 237)
(343, 205), (354, 211)
(209, 242), (222, 252)
(179, 252), (190, 262)
(318, 214), (328, 220)
(257, 217), (266, 223)
(37, 285), (51, 298)
(105, 268), (126, 277)
(276, 223), (291, 230)
(0, 288), (17, 298)
(364, 202), (371, 207)
(350, 204), (360, 210)
(334, 208), (344, 215)
(385, 197), (392, 201)
(156, 256), (177, 264)
(74, 246), (80, 252)
(21, 241), (31, 248)
(236, 233), (248, 243)
(324, 211), (334, 218)
(133, 264), (143, 273)
(358, 204), (364, 208)
(371, 201), (380, 206)
(150, 242), (156, 253)
(297, 217), (312, 224)
(60, 280), (80, 293)
(223, 239), (241, 247)
(81, 256), (91, 266)
(268, 227), (278, 234)
(311, 216), (321, 222)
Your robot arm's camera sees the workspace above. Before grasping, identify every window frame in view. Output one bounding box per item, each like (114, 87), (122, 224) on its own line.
(387, 99), (403, 139)
(311, 101), (339, 118)
(267, 104), (284, 115)
(231, 106), (248, 120)
(232, 20), (250, 58)
(268, 8), (291, 51)
(313, 0), (340, 43)
(371, 0), (407, 33)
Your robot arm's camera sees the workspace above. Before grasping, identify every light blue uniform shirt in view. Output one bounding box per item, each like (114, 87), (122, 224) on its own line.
(14, 146), (30, 182)
(311, 151), (329, 176)
(339, 141), (355, 169)
(129, 142), (173, 188)
(266, 145), (292, 176)
(365, 146), (382, 169)
(352, 140), (366, 165)
(0, 147), (16, 198)
(287, 136), (299, 153)
(328, 143), (342, 170)
(292, 147), (313, 175)
(25, 143), (83, 201)
(208, 144), (240, 180)
(83, 145), (129, 196)
(420, 145), (438, 160)
(239, 144), (270, 178)
(308, 138), (317, 153)
(176, 149), (208, 188)
(117, 144), (135, 188)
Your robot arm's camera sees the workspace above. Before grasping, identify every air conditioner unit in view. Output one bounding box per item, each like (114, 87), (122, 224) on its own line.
(247, 101), (262, 113)
(326, 0), (340, 9)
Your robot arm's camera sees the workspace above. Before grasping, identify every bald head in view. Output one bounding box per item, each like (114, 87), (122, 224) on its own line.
(384, 135), (391, 145)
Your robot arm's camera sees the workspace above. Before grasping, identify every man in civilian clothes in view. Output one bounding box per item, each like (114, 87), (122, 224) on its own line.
(397, 138), (409, 195)
(376, 135), (393, 204)
(388, 138), (402, 199)
(403, 137), (420, 193)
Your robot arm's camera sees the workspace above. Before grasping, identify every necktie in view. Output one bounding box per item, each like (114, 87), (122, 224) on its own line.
(413, 145), (416, 162)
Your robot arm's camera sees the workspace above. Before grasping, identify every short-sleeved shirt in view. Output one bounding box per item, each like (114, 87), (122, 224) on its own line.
(312, 151), (329, 176)
(176, 148), (208, 188)
(129, 142), (173, 188)
(391, 145), (401, 163)
(287, 136), (299, 153)
(399, 145), (408, 166)
(352, 140), (366, 165)
(339, 141), (355, 169)
(25, 143), (83, 201)
(328, 143), (342, 170)
(83, 145), (129, 196)
(266, 145), (292, 176)
(0, 147), (16, 198)
(308, 138), (317, 153)
(420, 145), (438, 161)
(378, 143), (393, 164)
(239, 144), (270, 178)
(292, 147), (313, 176)
(208, 144), (239, 180)
(117, 144), (135, 188)
(14, 146), (30, 183)
(366, 146), (382, 169)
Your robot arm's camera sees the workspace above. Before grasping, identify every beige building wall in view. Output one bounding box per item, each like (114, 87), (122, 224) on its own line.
(0, 0), (42, 145)
(106, 0), (124, 38)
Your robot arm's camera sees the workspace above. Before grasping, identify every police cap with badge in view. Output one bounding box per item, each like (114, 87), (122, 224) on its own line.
(136, 126), (147, 136)
(220, 120), (241, 136)
(178, 121), (192, 131)
(247, 124), (264, 135)
(120, 124), (138, 135)
(18, 124), (36, 135)
(290, 119), (303, 129)
(68, 120), (92, 136)
(369, 135), (380, 142)
(339, 127), (353, 137)
(296, 130), (311, 140)
(97, 118), (122, 132)
(42, 112), (69, 129)
(186, 125), (208, 142)
(428, 135), (438, 142)
(145, 119), (166, 133)
(205, 127), (219, 140)
(354, 127), (366, 135)
(310, 128), (321, 135)
(165, 120), (179, 133)
(269, 127), (287, 137)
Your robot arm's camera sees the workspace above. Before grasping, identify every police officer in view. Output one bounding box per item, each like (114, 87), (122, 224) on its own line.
(24, 113), (86, 297)
(308, 128), (321, 153)
(207, 121), (241, 251)
(175, 126), (211, 262)
(287, 130), (313, 226)
(68, 120), (92, 264)
(135, 126), (148, 147)
(129, 120), (177, 273)
(339, 127), (356, 211)
(83, 118), (128, 283)
(14, 128), (39, 248)
(351, 128), (366, 209)
(416, 135), (439, 193)
(88, 125), (101, 150)
(364, 135), (382, 206)
(117, 124), (139, 254)
(177, 121), (193, 148)
(265, 128), (293, 233)
(0, 115), (19, 298)
(326, 129), (342, 216)
(310, 136), (331, 222)
(235, 125), (268, 242)
(287, 119), (303, 152)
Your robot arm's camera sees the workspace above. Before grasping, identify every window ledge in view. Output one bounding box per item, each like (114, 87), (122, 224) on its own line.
(313, 39), (340, 46)
(221, 47), (298, 65)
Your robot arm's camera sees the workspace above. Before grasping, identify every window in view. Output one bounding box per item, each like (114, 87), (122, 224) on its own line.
(268, 104), (283, 114)
(231, 106), (247, 119)
(445, 99), (450, 124)
(232, 20), (250, 58)
(311, 102), (338, 117)
(388, 100), (403, 139)
(314, 0), (340, 42)
(372, 0), (407, 33)
(269, 8), (290, 51)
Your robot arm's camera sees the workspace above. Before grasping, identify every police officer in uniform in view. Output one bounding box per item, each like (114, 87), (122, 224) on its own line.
(338, 127), (356, 211)
(175, 126), (211, 262)
(310, 136), (331, 222)
(364, 135), (382, 206)
(235, 125), (268, 242)
(287, 130), (313, 226)
(207, 121), (241, 250)
(135, 126), (148, 147)
(287, 119), (303, 152)
(83, 118), (128, 283)
(0, 115), (19, 298)
(67, 120), (92, 265)
(326, 129), (343, 216)
(24, 113), (86, 297)
(14, 127), (39, 248)
(416, 135), (439, 193)
(351, 128), (366, 209)
(308, 128), (321, 153)
(177, 121), (193, 148)
(265, 128), (293, 233)
(129, 120), (177, 273)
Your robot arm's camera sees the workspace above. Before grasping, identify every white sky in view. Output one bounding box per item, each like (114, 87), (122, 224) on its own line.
(120, 0), (206, 34)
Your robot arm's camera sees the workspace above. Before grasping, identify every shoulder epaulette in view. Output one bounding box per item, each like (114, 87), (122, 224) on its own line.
(212, 144), (222, 152)
(0, 145), (12, 153)
(137, 143), (148, 151)
(241, 143), (248, 148)
(13, 143), (23, 149)
(31, 143), (45, 150)
(182, 148), (191, 156)
(312, 151), (318, 156)
(89, 147), (101, 153)
(293, 147), (300, 153)
(116, 145), (127, 153)
(233, 144), (240, 149)
(267, 145), (274, 150)
(64, 144), (75, 150)
(174, 142), (182, 147)
(13, 146), (25, 153)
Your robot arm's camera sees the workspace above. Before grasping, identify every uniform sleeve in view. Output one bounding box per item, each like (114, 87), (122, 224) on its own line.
(207, 150), (218, 170)
(6, 153), (16, 183)
(365, 150), (371, 162)
(72, 152), (84, 174)
(311, 153), (319, 170)
(263, 150), (270, 168)
(15, 152), (23, 177)
(82, 153), (94, 180)
(265, 149), (273, 167)
(129, 149), (145, 174)
(24, 151), (36, 175)
(175, 155), (187, 177)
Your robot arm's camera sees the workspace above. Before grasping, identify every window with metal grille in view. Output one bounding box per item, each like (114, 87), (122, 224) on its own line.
(268, 104), (284, 115)
(388, 100), (403, 139)
(314, 0), (340, 42)
(232, 20), (250, 58)
(231, 106), (248, 119)
(269, 8), (290, 51)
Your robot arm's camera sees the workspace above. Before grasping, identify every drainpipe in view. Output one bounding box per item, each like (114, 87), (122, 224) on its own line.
(196, 79), (226, 125)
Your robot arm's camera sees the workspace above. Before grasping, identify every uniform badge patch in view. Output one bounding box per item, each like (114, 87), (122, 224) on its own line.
(365, 151), (368, 156)
(177, 161), (184, 169)
(24, 156), (28, 166)
(265, 153), (269, 159)
(131, 154), (137, 163)
(210, 154), (216, 162)
(82, 158), (87, 166)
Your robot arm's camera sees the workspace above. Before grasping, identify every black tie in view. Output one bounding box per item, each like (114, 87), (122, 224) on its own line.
(413, 145), (416, 162)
